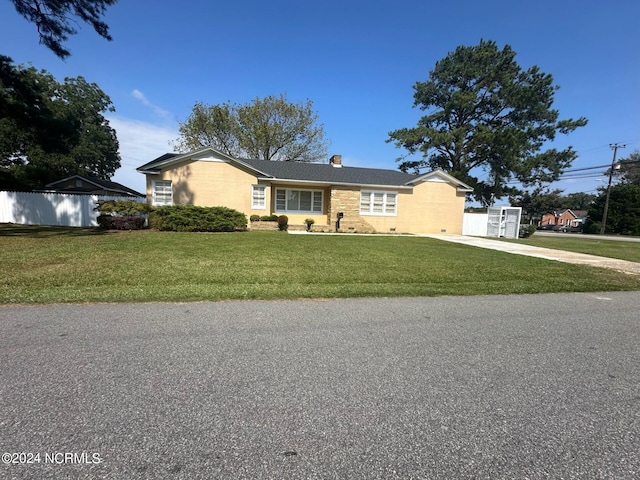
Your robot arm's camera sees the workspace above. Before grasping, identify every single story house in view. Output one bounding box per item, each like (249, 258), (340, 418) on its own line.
(43, 175), (145, 198)
(136, 148), (473, 234)
(540, 209), (588, 229)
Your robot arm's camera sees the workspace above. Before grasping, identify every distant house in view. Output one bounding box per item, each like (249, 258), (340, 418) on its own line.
(136, 147), (474, 234)
(540, 209), (588, 230)
(43, 175), (145, 198)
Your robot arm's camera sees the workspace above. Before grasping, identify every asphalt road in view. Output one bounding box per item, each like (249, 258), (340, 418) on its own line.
(1, 293), (638, 479)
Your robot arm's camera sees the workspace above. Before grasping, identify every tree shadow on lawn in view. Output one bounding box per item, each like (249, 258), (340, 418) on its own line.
(0, 223), (115, 238)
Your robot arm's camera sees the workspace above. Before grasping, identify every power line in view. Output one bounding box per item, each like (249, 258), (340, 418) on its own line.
(562, 164), (610, 173)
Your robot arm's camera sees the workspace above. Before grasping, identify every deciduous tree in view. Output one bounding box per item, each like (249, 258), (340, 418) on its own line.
(175, 95), (329, 162)
(388, 40), (587, 205)
(0, 57), (120, 189)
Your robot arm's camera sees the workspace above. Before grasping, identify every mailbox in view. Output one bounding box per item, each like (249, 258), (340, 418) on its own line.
(336, 212), (344, 232)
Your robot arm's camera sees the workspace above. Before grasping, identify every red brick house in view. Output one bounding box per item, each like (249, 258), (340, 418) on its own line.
(540, 209), (588, 230)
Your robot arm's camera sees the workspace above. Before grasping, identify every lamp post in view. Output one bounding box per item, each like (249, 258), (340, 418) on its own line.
(600, 143), (625, 235)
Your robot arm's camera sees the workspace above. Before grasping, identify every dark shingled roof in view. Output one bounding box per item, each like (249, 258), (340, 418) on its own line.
(45, 175), (145, 197)
(136, 153), (180, 172)
(236, 157), (417, 186)
(138, 151), (419, 187)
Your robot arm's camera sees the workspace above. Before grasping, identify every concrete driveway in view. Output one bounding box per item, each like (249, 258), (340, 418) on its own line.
(424, 234), (640, 275)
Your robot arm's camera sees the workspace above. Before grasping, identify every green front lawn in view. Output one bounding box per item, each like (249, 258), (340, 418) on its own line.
(1, 226), (639, 304)
(505, 234), (640, 263)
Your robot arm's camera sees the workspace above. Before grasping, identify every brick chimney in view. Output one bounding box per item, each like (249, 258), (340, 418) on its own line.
(329, 154), (342, 168)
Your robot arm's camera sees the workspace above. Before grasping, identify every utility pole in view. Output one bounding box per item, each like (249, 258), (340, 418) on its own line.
(600, 143), (626, 234)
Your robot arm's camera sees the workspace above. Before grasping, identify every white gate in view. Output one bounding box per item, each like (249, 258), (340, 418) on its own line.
(486, 207), (522, 239)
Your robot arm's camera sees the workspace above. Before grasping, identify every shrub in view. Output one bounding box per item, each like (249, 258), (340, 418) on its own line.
(519, 224), (537, 238)
(277, 215), (288, 231)
(304, 218), (315, 231)
(583, 220), (601, 234)
(149, 205), (247, 232)
(250, 214), (261, 222)
(97, 214), (146, 230)
(260, 214), (279, 221)
(97, 214), (115, 229)
(96, 200), (149, 230)
(114, 215), (146, 230)
(96, 200), (150, 215)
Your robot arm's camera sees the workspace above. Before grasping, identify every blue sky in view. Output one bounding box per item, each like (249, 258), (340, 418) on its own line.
(1, 0), (639, 203)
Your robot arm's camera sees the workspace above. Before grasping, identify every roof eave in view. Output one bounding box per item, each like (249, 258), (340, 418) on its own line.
(136, 147), (273, 179)
(136, 167), (161, 174)
(407, 169), (474, 191)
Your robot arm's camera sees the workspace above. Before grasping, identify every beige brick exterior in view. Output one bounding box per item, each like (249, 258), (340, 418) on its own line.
(142, 152), (468, 234)
(328, 186), (376, 232)
(145, 158), (270, 218)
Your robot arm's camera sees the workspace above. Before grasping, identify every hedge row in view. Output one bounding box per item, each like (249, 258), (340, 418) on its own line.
(149, 205), (247, 232)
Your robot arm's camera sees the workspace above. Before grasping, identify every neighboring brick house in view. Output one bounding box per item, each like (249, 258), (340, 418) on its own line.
(136, 147), (474, 234)
(540, 209), (588, 229)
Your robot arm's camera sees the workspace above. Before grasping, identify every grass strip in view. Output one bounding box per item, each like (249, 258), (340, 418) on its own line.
(502, 235), (640, 263)
(1, 226), (639, 304)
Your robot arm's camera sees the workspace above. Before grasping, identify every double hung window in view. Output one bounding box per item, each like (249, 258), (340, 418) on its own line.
(252, 185), (266, 209)
(153, 180), (172, 206)
(360, 191), (397, 216)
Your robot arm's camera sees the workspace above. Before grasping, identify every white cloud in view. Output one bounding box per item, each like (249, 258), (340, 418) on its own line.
(108, 116), (179, 193)
(131, 89), (172, 120)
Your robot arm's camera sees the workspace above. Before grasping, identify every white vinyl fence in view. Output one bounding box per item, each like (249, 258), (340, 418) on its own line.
(0, 191), (145, 227)
(462, 213), (489, 236)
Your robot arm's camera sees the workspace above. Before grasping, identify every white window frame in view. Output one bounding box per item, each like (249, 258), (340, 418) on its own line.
(251, 185), (266, 209)
(360, 190), (397, 216)
(152, 180), (173, 206)
(275, 188), (323, 213)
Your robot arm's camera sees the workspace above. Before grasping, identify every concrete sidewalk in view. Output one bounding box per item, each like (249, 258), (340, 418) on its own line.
(424, 234), (640, 276)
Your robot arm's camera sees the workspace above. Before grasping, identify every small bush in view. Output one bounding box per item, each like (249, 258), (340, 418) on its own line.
(250, 214), (261, 222)
(260, 214), (279, 221)
(149, 205), (247, 232)
(96, 200), (149, 230)
(114, 216), (146, 230)
(97, 214), (115, 229)
(97, 214), (146, 230)
(97, 200), (150, 215)
(304, 218), (315, 231)
(277, 215), (288, 231)
(519, 224), (537, 238)
(584, 220), (601, 234)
